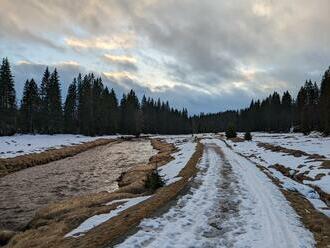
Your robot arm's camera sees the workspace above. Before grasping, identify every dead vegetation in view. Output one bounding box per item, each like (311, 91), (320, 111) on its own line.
(116, 139), (177, 194)
(221, 138), (330, 248)
(5, 139), (202, 248)
(252, 163), (330, 248)
(257, 142), (326, 160)
(228, 137), (245, 143)
(282, 188), (330, 248)
(320, 160), (330, 169)
(269, 163), (330, 207)
(257, 142), (330, 208)
(0, 138), (117, 178)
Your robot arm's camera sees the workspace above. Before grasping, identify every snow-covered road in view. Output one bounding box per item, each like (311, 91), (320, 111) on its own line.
(117, 139), (315, 248)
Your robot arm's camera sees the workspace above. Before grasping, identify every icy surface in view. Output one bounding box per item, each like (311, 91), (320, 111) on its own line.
(65, 195), (152, 238)
(117, 139), (315, 248)
(0, 134), (119, 158)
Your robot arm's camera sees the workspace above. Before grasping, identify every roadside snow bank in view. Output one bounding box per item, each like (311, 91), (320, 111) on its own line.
(0, 134), (119, 158)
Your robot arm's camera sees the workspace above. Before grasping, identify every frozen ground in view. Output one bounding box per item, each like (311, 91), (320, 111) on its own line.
(117, 139), (315, 248)
(227, 133), (330, 216)
(0, 134), (119, 158)
(0, 140), (156, 230)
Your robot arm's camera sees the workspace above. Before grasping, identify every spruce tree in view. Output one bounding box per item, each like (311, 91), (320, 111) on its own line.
(78, 74), (93, 135)
(64, 79), (78, 133)
(296, 86), (308, 133)
(20, 79), (40, 133)
(0, 58), (17, 135)
(120, 90), (141, 136)
(102, 88), (119, 134)
(281, 91), (292, 131)
(92, 77), (104, 135)
(48, 69), (63, 134)
(39, 67), (51, 133)
(320, 67), (330, 134)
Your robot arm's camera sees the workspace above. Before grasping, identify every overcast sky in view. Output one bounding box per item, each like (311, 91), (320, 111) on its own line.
(1, 0), (329, 114)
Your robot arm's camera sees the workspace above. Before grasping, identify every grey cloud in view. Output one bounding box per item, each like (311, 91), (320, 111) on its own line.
(3, 0), (330, 113)
(13, 62), (84, 100)
(102, 55), (138, 72)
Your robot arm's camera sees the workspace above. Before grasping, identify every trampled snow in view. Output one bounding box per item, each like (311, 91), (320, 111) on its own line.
(0, 134), (119, 158)
(117, 139), (315, 247)
(226, 133), (330, 217)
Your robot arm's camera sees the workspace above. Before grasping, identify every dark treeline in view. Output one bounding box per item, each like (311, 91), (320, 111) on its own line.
(0, 58), (191, 136)
(1, 57), (330, 136)
(192, 67), (330, 135)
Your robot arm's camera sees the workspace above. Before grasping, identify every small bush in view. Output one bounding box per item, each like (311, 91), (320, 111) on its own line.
(225, 124), (237, 139)
(244, 131), (252, 141)
(145, 170), (165, 190)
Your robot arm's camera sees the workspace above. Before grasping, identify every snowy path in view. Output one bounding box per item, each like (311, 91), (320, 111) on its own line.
(117, 139), (315, 248)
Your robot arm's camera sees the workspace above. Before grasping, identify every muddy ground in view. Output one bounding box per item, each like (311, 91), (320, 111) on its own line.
(0, 139), (156, 231)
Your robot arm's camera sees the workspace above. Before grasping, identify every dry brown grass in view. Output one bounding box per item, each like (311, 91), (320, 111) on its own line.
(320, 160), (330, 169)
(282, 190), (330, 247)
(228, 137), (245, 143)
(6, 139), (202, 248)
(221, 138), (330, 248)
(257, 142), (326, 160)
(251, 163), (330, 248)
(0, 138), (117, 178)
(269, 163), (330, 208)
(116, 138), (177, 194)
(251, 164), (330, 248)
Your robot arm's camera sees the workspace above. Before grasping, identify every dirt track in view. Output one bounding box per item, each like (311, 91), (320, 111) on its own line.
(0, 139), (156, 231)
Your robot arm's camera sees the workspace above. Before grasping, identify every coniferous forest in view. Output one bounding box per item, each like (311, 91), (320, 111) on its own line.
(0, 58), (190, 136)
(0, 57), (330, 136)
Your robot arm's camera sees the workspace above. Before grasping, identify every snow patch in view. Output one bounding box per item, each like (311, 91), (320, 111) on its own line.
(0, 134), (119, 158)
(158, 137), (196, 185)
(65, 195), (152, 238)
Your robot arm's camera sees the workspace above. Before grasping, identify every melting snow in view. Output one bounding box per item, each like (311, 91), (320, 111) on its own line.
(117, 139), (315, 247)
(0, 134), (119, 158)
(65, 195), (152, 238)
(158, 136), (196, 185)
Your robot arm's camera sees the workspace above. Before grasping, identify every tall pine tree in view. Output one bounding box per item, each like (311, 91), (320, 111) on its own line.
(0, 58), (16, 135)
(320, 67), (330, 134)
(64, 79), (78, 133)
(20, 79), (40, 133)
(48, 69), (63, 134)
(39, 67), (51, 133)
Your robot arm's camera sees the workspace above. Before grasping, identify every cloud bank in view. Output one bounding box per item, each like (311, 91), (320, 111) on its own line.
(1, 0), (329, 114)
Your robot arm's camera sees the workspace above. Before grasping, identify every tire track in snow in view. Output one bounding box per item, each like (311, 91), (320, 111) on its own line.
(116, 140), (315, 248)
